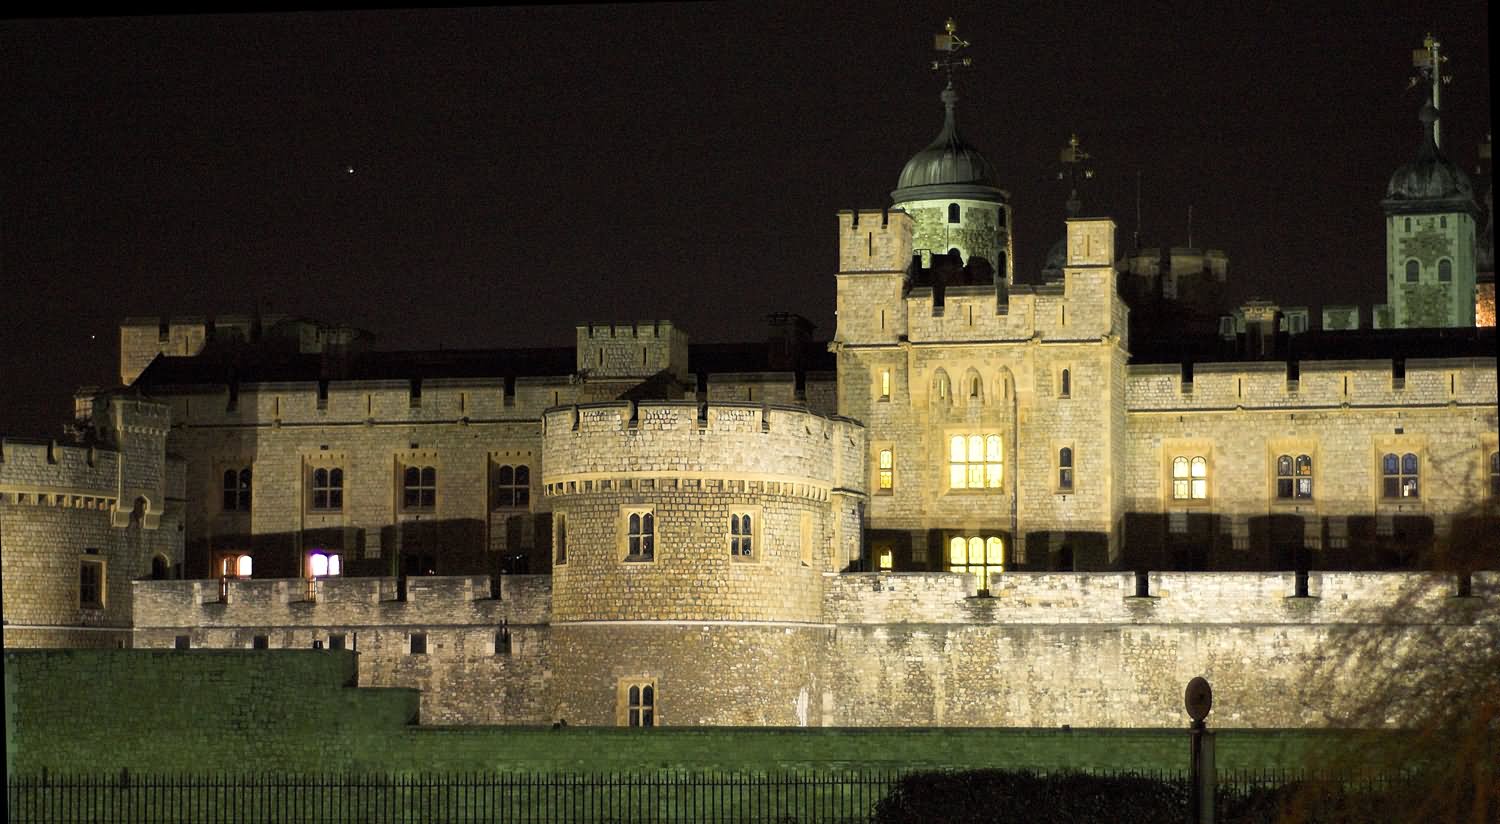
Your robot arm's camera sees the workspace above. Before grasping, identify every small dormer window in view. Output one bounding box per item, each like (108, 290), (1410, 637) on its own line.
(948, 203), (960, 224)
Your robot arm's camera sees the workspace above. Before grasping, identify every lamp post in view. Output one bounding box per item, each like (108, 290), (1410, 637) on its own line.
(1185, 676), (1215, 824)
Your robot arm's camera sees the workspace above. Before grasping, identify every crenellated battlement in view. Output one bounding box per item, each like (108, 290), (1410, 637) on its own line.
(541, 401), (866, 495)
(824, 570), (1496, 626)
(132, 575), (553, 630)
(0, 438), (121, 500)
(1125, 356), (1497, 411)
(575, 321), (690, 382)
(837, 209), (913, 275)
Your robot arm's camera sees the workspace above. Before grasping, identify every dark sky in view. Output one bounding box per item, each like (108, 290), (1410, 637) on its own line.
(1, 3), (1491, 437)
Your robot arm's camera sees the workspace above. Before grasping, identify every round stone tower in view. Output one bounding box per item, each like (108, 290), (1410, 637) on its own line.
(541, 400), (865, 726)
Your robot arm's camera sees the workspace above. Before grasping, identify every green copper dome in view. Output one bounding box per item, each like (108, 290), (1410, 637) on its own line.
(1384, 103), (1476, 211)
(892, 86), (1003, 204)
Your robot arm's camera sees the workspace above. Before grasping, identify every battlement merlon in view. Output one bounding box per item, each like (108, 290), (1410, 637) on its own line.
(837, 209), (914, 275)
(575, 321), (691, 381)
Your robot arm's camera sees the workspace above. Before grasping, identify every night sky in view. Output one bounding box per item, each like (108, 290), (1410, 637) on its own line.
(1, 3), (1490, 437)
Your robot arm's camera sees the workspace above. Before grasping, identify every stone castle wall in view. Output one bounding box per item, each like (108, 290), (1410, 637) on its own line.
(128, 569), (1495, 728)
(1, 398), (182, 649)
(132, 575), (552, 725)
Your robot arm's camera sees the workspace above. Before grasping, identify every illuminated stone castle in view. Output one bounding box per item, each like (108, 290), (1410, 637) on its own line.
(3, 29), (1495, 729)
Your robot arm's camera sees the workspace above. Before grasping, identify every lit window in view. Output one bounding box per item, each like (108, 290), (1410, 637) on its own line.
(949, 434), (1002, 490)
(79, 559), (105, 608)
(1172, 455), (1208, 500)
(1405, 260), (1420, 283)
(626, 682), (656, 727)
(625, 510), (655, 560)
(222, 467), (251, 511)
(1058, 447), (1074, 491)
(729, 512), (754, 559)
(879, 370), (891, 400)
(308, 551), (342, 578)
(402, 465), (437, 510)
(878, 448), (894, 491)
(948, 536), (1004, 589)
(1438, 259), (1452, 282)
(1275, 454), (1313, 500)
(935, 373), (949, 402)
(554, 513), (568, 565)
(1060, 369), (1071, 398)
(310, 467), (343, 511)
(877, 548), (894, 570)
(217, 553), (253, 578)
(491, 464), (530, 509)
(1382, 452), (1419, 498)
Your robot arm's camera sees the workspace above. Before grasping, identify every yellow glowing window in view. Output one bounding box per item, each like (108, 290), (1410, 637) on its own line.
(948, 536), (1003, 588)
(877, 549), (894, 570)
(880, 370), (891, 399)
(949, 435), (1002, 489)
(878, 449), (894, 490)
(1172, 456), (1208, 500)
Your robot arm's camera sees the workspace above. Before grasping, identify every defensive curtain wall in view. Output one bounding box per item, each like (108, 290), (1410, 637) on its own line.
(1, 397), (182, 649)
(8, 651), (1356, 777)
(131, 564), (1495, 728)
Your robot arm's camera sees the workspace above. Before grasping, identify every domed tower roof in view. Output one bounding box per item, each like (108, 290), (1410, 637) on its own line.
(1384, 102), (1479, 214)
(891, 85), (1004, 205)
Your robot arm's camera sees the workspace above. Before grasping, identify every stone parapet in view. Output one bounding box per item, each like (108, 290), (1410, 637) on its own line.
(823, 570), (1496, 626)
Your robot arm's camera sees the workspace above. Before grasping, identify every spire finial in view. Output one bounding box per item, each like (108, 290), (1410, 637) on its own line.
(1057, 133), (1095, 217)
(1409, 32), (1452, 148)
(930, 18), (972, 89)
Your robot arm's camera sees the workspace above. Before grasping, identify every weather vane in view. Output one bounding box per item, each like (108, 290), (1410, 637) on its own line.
(930, 18), (972, 86)
(1408, 32), (1452, 148)
(1057, 134), (1095, 217)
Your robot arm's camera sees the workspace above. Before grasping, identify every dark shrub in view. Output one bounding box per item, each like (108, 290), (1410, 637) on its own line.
(871, 769), (1189, 824)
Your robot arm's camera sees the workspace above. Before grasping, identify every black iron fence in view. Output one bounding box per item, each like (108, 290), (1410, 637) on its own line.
(6, 767), (1418, 823)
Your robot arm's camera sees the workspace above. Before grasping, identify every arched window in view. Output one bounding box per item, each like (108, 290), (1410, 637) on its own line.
(934, 371), (950, 403)
(729, 513), (753, 557)
(217, 553), (253, 578)
(1172, 456), (1208, 500)
(1404, 217), (1411, 232)
(1405, 259), (1420, 282)
(627, 511), (654, 560)
(1058, 447), (1074, 491)
(627, 683), (655, 727)
(1060, 369), (1071, 398)
(1438, 259), (1453, 282)
(1382, 452), (1419, 498)
(308, 551), (342, 578)
(311, 467), (343, 511)
(223, 468), (251, 511)
(491, 464), (530, 509)
(1276, 454), (1313, 499)
(235, 554), (253, 578)
(948, 203), (961, 224)
(403, 466), (437, 510)
(151, 554), (170, 580)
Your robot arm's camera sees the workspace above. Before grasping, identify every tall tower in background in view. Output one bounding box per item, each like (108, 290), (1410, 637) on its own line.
(1383, 34), (1480, 328)
(890, 20), (1012, 283)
